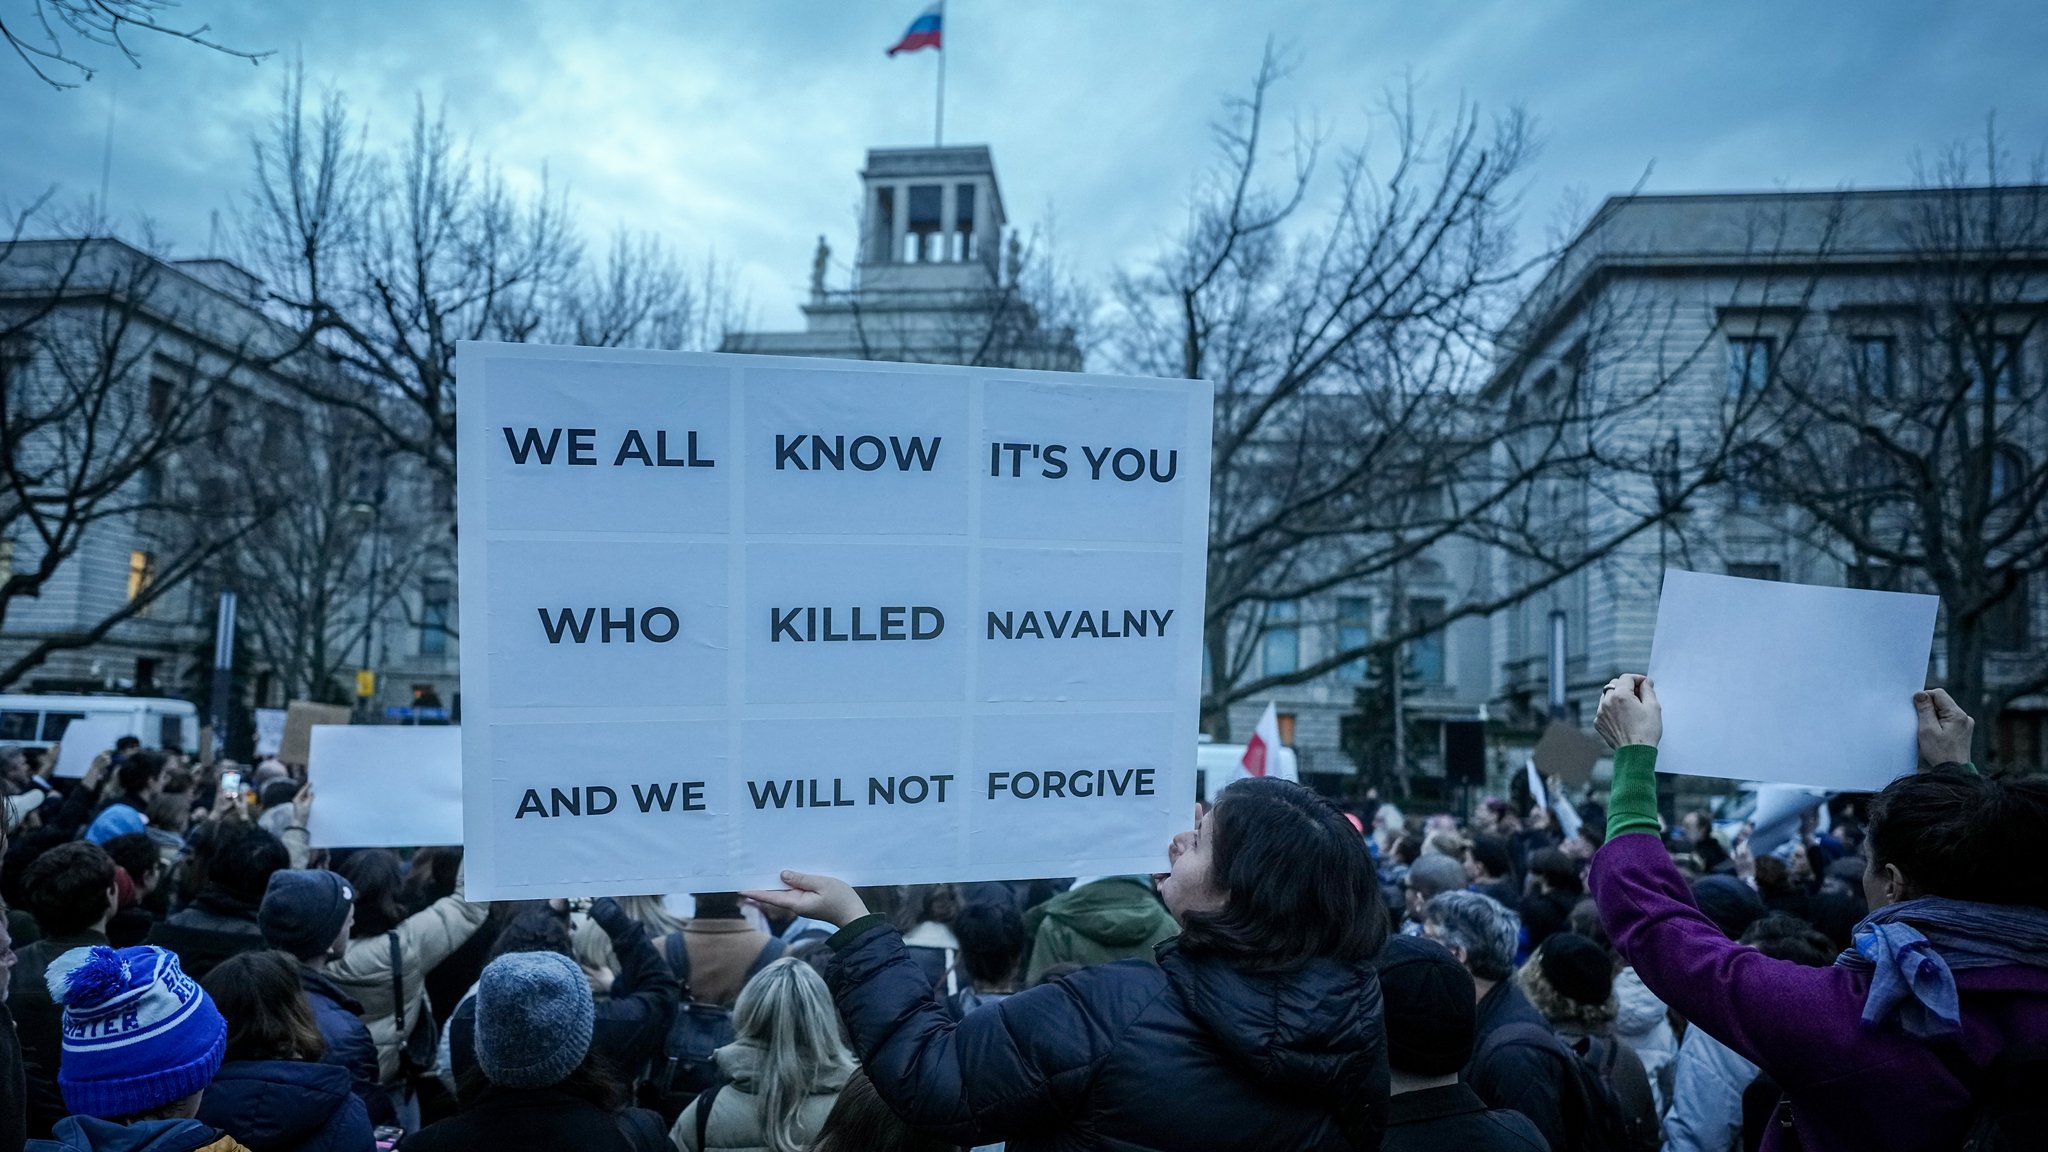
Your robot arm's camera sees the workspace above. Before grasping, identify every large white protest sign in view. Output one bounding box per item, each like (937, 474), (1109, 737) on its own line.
(307, 726), (463, 849)
(1646, 569), (1939, 791)
(457, 344), (1213, 900)
(52, 716), (136, 779)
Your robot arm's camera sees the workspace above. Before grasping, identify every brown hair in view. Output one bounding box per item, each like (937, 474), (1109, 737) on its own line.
(202, 950), (326, 1062)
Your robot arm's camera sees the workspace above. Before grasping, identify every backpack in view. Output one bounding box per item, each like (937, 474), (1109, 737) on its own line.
(642, 931), (785, 1123)
(1476, 1022), (1638, 1152)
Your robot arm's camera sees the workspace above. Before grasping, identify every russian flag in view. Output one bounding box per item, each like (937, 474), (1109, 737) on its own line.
(888, 3), (942, 56)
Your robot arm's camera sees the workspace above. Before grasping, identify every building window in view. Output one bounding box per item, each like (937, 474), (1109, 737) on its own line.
(907, 184), (943, 262)
(126, 550), (155, 615)
(1965, 336), (2022, 400)
(1853, 337), (1893, 397)
(149, 375), (175, 425)
(1408, 597), (1446, 684)
(1848, 564), (1899, 591)
(1992, 446), (2027, 502)
(954, 183), (977, 261)
(1728, 444), (1776, 510)
(1727, 562), (1782, 583)
(870, 186), (896, 263)
(420, 578), (451, 656)
(0, 538), (11, 589)
(1988, 575), (2030, 652)
(1726, 336), (1774, 398)
(1261, 601), (1299, 677)
(211, 398), (234, 450)
(1336, 597), (1370, 681)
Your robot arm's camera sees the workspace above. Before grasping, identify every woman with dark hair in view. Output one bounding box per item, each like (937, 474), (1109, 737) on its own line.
(198, 949), (375, 1152)
(327, 849), (485, 1129)
(1590, 678), (2048, 1152)
(749, 776), (1390, 1151)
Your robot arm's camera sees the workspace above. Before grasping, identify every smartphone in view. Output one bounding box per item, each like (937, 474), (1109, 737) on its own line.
(220, 770), (243, 797)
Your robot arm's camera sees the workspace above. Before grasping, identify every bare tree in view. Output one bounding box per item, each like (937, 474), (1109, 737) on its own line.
(240, 68), (737, 485)
(2, 0), (267, 89)
(1108, 54), (1742, 739)
(1757, 136), (2048, 762)
(219, 407), (438, 702)
(0, 214), (285, 688)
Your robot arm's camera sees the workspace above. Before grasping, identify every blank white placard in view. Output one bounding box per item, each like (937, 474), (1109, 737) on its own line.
(1646, 570), (1939, 790)
(308, 726), (463, 848)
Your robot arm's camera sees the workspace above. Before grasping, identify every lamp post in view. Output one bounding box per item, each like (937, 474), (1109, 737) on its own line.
(350, 466), (387, 721)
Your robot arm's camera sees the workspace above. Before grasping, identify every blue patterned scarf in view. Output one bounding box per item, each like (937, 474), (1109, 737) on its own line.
(1835, 896), (2048, 1038)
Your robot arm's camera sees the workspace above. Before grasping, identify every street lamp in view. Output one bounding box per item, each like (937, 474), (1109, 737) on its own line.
(350, 465), (387, 720)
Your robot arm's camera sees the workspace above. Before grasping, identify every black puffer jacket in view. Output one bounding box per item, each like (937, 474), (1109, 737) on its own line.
(829, 920), (1387, 1152)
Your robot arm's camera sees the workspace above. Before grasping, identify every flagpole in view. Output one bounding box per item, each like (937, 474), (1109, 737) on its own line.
(934, 0), (946, 146)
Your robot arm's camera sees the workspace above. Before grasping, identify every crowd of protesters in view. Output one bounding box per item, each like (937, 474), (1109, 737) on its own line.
(0, 676), (2038, 1151)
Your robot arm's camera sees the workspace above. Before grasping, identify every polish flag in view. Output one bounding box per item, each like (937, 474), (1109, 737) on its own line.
(1242, 703), (1284, 778)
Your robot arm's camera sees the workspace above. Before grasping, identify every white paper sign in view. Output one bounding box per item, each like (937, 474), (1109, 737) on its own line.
(457, 344), (1213, 900)
(253, 709), (287, 759)
(307, 726), (463, 848)
(1646, 569), (1939, 790)
(53, 716), (140, 779)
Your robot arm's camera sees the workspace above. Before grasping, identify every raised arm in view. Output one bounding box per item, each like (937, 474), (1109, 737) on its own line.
(1587, 676), (1874, 1087)
(751, 871), (1133, 1146)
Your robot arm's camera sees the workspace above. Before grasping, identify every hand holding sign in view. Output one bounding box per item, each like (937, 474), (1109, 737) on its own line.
(1914, 689), (1974, 767)
(745, 870), (872, 929)
(1595, 675), (1661, 749)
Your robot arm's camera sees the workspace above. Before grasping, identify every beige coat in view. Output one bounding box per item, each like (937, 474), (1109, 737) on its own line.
(328, 892), (488, 1084)
(670, 1042), (851, 1152)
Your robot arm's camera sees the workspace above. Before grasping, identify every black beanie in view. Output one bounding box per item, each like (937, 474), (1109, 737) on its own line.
(259, 870), (355, 960)
(1536, 932), (1612, 1007)
(1374, 935), (1476, 1076)
(1691, 875), (1766, 941)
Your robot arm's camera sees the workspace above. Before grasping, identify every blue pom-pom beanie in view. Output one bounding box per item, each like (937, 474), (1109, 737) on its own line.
(474, 951), (595, 1089)
(45, 945), (226, 1118)
(83, 805), (145, 846)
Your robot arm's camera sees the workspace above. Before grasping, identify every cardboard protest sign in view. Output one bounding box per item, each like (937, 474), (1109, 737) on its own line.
(307, 726), (463, 849)
(279, 702), (351, 765)
(457, 344), (1213, 900)
(52, 716), (137, 779)
(1532, 720), (1607, 787)
(1646, 569), (1938, 790)
(253, 709), (287, 759)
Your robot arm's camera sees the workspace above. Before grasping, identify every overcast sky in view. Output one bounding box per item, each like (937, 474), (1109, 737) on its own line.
(4, 1), (2043, 331)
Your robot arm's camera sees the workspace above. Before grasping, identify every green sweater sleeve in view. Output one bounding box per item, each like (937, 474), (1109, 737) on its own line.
(1608, 744), (1662, 841)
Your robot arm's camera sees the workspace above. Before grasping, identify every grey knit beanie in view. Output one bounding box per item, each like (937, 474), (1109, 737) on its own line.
(473, 951), (595, 1088)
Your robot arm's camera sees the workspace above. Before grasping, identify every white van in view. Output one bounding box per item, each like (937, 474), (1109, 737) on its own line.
(1196, 740), (1299, 803)
(0, 694), (201, 756)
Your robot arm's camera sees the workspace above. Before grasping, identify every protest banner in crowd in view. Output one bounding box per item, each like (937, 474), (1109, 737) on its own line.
(253, 708), (287, 759)
(307, 725), (464, 848)
(51, 716), (132, 778)
(456, 343), (1214, 900)
(1647, 569), (1939, 790)
(279, 701), (351, 765)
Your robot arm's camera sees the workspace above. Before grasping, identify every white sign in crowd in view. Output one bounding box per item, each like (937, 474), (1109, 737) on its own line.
(454, 344), (1214, 900)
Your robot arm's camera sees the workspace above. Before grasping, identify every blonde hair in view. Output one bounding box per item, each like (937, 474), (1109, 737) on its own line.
(733, 957), (856, 1152)
(571, 894), (693, 973)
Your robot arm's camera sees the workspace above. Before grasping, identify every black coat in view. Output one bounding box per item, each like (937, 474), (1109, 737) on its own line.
(828, 921), (1388, 1152)
(298, 966), (394, 1127)
(0, 999), (26, 1152)
(1382, 1084), (1547, 1152)
(1463, 981), (1571, 1152)
(195, 1060), (373, 1152)
(398, 1086), (670, 1152)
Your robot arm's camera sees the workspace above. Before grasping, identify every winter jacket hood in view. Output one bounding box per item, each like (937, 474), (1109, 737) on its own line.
(712, 1040), (853, 1096)
(195, 1059), (370, 1152)
(1160, 941), (1384, 1108)
(1032, 877), (1170, 946)
(29, 1115), (250, 1152)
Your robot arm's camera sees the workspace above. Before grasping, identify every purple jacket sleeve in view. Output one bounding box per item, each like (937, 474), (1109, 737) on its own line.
(1588, 833), (1873, 1089)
